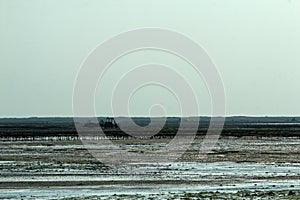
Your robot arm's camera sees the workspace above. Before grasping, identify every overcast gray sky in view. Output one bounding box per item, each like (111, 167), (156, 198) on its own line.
(0, 0), (299, 117)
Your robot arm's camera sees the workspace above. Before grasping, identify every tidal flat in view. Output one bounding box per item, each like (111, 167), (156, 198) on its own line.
(0, 136), (300, 199)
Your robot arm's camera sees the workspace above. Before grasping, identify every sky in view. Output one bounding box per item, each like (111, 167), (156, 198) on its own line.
(0, 0), (299, 117)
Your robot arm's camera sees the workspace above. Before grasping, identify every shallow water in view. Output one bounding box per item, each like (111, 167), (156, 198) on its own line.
(0, 137), (299, 199)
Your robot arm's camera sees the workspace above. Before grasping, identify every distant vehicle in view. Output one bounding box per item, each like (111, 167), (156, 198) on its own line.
(102, 117), (118, 129)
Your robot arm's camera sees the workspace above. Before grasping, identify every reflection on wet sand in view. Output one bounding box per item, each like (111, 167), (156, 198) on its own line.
(0, 136), (300, 199)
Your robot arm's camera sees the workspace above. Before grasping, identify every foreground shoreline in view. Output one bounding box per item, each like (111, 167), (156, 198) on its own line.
(1, 136), (300, 199)
(60, 190), (300, 199)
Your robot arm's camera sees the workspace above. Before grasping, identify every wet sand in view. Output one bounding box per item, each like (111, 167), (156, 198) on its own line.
(0, 136), (300, 199)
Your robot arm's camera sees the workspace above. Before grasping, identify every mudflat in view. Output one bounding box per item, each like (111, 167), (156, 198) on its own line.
(0, 136), (300, 199)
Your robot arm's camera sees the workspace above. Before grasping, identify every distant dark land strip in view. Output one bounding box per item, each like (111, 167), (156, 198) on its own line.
(0, 117), (299, 138)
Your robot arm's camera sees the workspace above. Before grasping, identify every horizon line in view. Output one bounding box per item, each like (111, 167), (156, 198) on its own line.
(0, 115), (299, 119)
